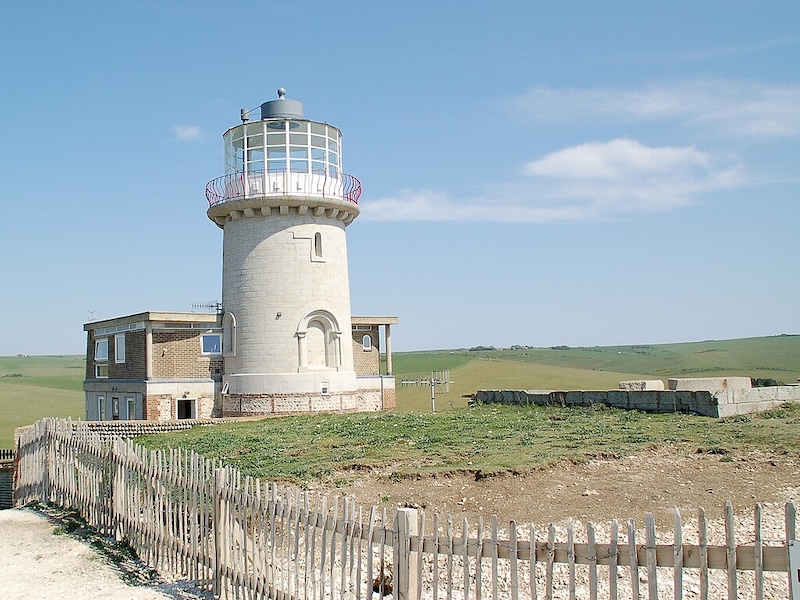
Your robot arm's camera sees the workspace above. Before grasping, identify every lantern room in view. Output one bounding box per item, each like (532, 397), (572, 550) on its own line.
(206, 89), (360, 210)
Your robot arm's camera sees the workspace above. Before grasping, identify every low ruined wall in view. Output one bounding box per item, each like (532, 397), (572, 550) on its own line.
(717, 385), (800, 417)
(14, 419), (234, 445)
(472, 387), (800, 418)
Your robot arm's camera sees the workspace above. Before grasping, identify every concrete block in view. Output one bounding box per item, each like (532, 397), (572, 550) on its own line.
(606, 391), (628, 409)
(566, 391), (588, 407)
(668, 377), (752, 392)
(629, 391), (660, 411)
(619, 380), (665, 391)
(584, 391), (609, 406)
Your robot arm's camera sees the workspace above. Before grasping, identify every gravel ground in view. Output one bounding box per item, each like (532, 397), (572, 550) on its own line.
(1, 447), (797, 599)
(0, 507), (211, 600)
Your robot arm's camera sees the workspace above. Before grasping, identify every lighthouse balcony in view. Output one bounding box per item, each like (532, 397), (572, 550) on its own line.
(206, 169), (361, 207)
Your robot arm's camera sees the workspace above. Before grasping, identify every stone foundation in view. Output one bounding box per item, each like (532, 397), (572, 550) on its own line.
(222, 390), (383, 417)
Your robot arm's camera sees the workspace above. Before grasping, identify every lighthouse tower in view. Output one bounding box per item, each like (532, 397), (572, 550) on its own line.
(206, 89), (363, 415)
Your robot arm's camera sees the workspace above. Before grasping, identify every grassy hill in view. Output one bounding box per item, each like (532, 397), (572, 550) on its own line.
(392, 335), (800, 412)
(137, 401), (800, 485)
(1, 334), (798, 446)
(0, 355), (85, 447)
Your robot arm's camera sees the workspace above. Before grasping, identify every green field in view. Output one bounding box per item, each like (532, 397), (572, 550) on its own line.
(138, 401), (800, 485)
(0, 355), (85, 447)
(1, 334), (798, 447)
(392, 335), (800, 412)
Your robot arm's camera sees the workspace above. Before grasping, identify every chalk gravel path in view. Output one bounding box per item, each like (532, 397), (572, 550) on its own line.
(0, 507), (211, 600)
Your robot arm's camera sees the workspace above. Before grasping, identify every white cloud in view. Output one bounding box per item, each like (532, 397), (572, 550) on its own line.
(172, 125), (202, 140)
(524, 138), (710, 180)
(511, 80), (800, 139)
(360, 190), (592, 224)
(360, 139), (743, 224)
(624, 36), (800, 64)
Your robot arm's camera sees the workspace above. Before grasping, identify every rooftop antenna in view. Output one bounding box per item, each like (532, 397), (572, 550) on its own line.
(87, 309), (96, 322)
(192, 301), (223, 315)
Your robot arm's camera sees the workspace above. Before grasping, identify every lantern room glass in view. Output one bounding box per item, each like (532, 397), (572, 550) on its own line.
(223, 120), (342, 179)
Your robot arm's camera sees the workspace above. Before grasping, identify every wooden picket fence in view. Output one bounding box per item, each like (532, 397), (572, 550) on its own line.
(12, 418), (799, 599)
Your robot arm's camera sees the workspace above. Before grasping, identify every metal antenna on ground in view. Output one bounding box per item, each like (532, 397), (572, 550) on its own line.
(429, 370), (451, 413)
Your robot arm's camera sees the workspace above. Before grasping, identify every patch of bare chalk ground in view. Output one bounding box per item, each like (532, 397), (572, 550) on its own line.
(0, 507), (211, 600)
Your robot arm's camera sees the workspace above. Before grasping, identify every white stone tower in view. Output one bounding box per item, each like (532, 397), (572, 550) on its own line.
(206, 89), (362, 415)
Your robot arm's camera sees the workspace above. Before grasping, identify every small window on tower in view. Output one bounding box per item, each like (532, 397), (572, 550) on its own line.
(314, 232), (322, 258)
(362, 335), (372, 351)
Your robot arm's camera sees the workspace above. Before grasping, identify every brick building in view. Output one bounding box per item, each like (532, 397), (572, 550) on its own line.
(84, 312), (396, 420)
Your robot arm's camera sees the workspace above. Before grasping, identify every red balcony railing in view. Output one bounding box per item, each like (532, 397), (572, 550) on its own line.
(206, 170), (361, 207)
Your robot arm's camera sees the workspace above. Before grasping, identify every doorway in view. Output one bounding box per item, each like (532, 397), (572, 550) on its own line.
(177, 397), (196, 419)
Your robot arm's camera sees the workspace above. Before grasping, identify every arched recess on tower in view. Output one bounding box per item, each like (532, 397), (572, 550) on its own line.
(222, 312), (237, 357)
(296, 310), (342, 371)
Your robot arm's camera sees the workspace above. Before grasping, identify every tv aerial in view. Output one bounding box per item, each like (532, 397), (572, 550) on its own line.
(429, 370), (451, 413)
(192, 301), (223, 314)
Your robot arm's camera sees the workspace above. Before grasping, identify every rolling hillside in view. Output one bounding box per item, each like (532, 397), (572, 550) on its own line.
(0, 335), (797, 443)
(392, 335), (800, 412)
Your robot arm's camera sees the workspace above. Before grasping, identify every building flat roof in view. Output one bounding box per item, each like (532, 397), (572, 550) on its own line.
(84, 311), (220, 331)
(351, 316), (399, 326)
(85, 312), (397, 331)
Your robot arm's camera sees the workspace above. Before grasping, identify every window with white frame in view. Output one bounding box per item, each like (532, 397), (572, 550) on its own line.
(362, 334), (372, 351)
(97, 394), (105, 421)
(321, 380), (330, 396)
(95, 338), (109, 361)
(95, 337), (109, 378)
(114, 333), (126, 363)
(201, 333), (222, 355)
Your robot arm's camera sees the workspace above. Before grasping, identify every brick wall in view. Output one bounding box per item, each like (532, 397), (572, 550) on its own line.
(352, 327), (380, 375)
(153, 331), (222, 379)
(85, 333), (95, 379)
(380, 386), (396, 410)
(111, 330), (146, 379)
(143, 394), (174, 420)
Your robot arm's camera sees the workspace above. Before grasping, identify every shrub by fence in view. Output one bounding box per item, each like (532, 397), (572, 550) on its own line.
(13, 418), (799, 599)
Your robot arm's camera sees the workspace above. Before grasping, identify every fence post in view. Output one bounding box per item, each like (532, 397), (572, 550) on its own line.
(213, 467), (225, 599)
(788, 503), (797, 600)
(396, 507), (420, 600)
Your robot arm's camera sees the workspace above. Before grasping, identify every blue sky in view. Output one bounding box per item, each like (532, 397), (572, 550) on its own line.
(1, 2), (798, 356)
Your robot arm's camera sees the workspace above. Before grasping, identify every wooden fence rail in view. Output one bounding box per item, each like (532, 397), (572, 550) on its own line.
(12, 418), (799, 599)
